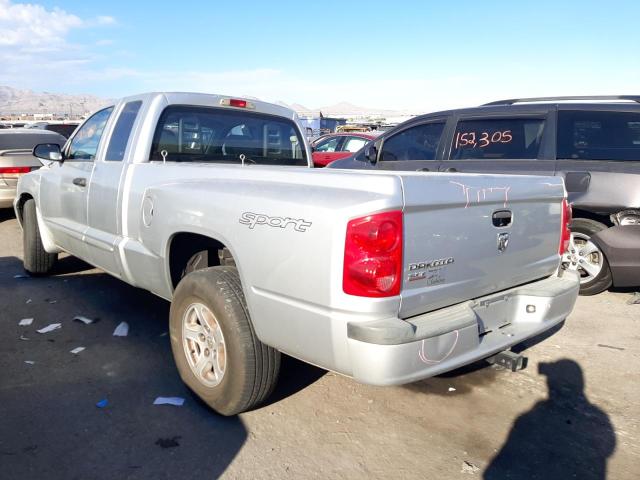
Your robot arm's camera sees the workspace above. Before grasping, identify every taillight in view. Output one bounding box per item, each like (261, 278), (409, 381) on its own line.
(0, 167), (31, 174)
(343, 210), (403, 297)
(0, 166), (31, 180)
(559, 198), (572, 254)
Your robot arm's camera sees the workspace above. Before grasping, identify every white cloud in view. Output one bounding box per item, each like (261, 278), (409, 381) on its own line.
(0, 1), (118, 92)
(96, 15), (116, 25)
(0, 0), (82, 47)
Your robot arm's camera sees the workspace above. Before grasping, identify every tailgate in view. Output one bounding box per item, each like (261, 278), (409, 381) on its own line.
(399, 173), (564, 319)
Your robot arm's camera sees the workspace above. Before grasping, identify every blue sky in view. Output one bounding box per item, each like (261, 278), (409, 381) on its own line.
(1, 0), (639, 111)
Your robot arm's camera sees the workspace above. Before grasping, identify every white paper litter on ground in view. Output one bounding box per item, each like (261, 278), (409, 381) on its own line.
(448, 387), (457, 392)
(153, 397), (185, 406)
(36, 323), (61, 334)
(19, 335), (30, 341)
(26, 299), (32, 304)
(113, 322), (129, 337)
(19, 318), (34, 326)
(74, 316), (94, 325)
(70, 347), (85, 355)
(24, 360), (35, 365)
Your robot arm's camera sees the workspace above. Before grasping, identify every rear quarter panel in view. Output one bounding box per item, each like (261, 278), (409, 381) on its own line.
(122, 164), (404, 372)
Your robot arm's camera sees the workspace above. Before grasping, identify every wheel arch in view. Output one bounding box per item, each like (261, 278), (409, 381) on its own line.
(570, 208), (613, 227)
(165, 231), (241, 291)
(14, 193), (34, 227)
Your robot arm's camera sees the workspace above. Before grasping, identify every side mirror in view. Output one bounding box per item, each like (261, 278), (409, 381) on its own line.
(311, 146), (317, 152)
(33, 143), (63, 162)
(364, 145), (378, 164)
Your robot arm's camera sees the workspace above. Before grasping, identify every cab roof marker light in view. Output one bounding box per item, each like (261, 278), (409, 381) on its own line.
(220, 98), (255, 109)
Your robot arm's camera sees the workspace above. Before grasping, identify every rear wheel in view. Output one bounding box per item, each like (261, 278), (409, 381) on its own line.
(22, 199), (57, 275)
(562, 218), (612, 295)
(169, 266), (280, 415)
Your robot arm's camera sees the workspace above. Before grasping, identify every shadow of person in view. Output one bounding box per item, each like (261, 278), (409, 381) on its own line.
(484, 359), (616, 480)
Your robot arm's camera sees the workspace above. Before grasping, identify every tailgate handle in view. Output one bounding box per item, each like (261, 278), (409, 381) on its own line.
(492, 210), (512, 227)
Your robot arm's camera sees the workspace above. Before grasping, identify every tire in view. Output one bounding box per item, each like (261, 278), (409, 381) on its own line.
(22, 199), (57, 275)
(568, 218), (613, 295)
(169, 266), (280, 415)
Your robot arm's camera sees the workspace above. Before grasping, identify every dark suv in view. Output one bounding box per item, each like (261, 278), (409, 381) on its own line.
(328, 96), (640, 295)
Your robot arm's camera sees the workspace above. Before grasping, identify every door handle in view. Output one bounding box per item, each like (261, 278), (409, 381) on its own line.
(72, 177), (87, 187)
(441, 167), (458, 173)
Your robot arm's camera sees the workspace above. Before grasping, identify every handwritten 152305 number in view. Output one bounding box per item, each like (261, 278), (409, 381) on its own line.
(454, 130), (513, 149)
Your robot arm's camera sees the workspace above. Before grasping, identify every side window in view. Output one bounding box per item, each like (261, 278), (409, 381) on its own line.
(67, 107), (114, 160)
(105, 101), (142, 161)
(380, 122), (444, 161)
(557, 110), (640, 161)
(343, 136), (369, 153)
(450, 118), (545, 160)
(315, 137), (342, 152)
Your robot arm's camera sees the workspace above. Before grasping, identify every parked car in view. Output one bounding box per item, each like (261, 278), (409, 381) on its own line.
(0, 128), (66, 209)
(16, 92), (578, 415)
(311, 132), (378, 167)
(328, 96), (640, 295)
(25, 121), (80, 139)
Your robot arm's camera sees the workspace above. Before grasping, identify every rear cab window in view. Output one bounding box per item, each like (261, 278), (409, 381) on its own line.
(557, 110), (640, 161)
(450, 118), (545, 159)
(150, 106), (307, 166)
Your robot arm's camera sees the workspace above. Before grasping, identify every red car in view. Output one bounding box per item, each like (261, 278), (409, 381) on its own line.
(311, 133), (377, 167)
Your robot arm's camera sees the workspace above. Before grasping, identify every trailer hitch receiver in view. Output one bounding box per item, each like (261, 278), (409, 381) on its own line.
(487, 350), (528, 372)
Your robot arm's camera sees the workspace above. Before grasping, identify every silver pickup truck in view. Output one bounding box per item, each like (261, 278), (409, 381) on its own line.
(15, 92), (579, 415)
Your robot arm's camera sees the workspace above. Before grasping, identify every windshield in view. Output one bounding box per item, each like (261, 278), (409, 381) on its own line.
(150, 106), (307, 166)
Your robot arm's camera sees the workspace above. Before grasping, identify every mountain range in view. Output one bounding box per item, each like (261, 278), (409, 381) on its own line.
(0, 86), (110, 115)
(0, 85), (411, 119)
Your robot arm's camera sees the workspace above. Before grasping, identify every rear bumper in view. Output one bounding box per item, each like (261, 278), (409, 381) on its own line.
(346, 270), (579, 386)
(591, 225), (640, 287)
(0, 185), (16, 209)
